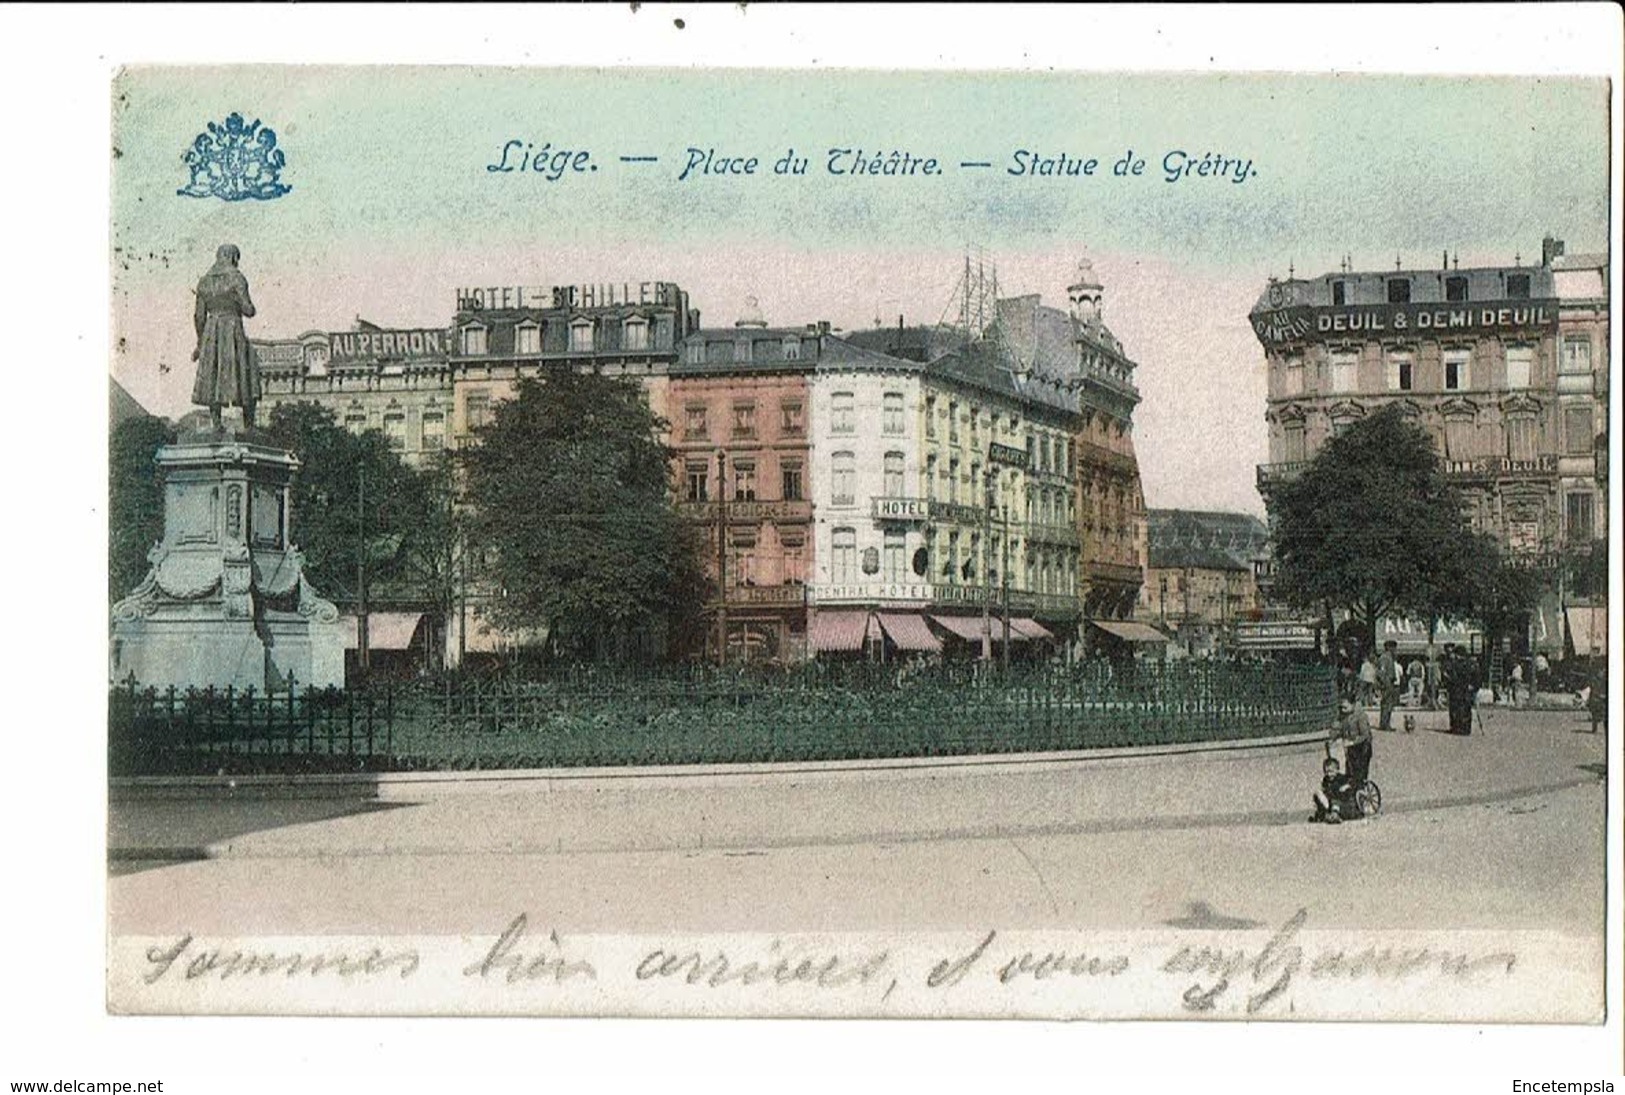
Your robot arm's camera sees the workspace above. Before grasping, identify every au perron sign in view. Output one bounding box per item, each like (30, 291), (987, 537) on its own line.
(1251, 300), (1558, 345)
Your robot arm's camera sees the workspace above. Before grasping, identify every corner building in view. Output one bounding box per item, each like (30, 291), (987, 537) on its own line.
(1251, 239), (1608, 617)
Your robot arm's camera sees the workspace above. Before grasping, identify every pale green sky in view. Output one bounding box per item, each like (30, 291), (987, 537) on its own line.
(112, 68), (1610, 513)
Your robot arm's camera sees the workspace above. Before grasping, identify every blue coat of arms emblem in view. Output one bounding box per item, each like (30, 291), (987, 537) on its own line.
(178, 113), (291, 202)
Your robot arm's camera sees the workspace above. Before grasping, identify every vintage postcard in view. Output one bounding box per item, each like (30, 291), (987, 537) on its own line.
(101, 41), (1616, 1034)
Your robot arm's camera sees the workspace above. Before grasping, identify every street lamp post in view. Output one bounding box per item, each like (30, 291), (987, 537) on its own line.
(716, 449), (728, 667)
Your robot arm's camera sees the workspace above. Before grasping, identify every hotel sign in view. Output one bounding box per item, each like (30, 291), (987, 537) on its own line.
(329, 329), (450, 361)
(1251, 300), (1558, 345)
(455, 282), (681, 312)
(870, 498), (989, 525)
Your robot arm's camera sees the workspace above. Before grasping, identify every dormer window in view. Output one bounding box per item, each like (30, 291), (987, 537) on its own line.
(460, 324), (488, 356)
(624, 317), (649, 352)
(1331, 280), (1347, 306)
(515, 321), (541, 355)
(1386, 278), (1411, 304)
(1446, 276), (1469, 303)
(1507, 274), (1531, 300)
(783, 336), (802, 361)
(569, 318), (594, 353)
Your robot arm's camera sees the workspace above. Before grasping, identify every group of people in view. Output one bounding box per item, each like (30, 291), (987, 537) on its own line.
(1313, 638), (1488, 824)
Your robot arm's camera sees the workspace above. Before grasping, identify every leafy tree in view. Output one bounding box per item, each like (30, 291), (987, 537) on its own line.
(262, 403), (457, 630)
(109, 414), (176, 603)
(1270, 406), (1474, 655)
(460, 373), (707, 662)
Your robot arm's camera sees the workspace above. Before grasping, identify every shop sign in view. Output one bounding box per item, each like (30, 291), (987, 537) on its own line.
(329, 329), (449, 361)
(1252, 300), (1557, 345)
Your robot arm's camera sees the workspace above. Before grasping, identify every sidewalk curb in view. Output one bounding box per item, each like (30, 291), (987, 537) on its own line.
(107, 769), (1605, 864)
(110, 728), (1335, 801)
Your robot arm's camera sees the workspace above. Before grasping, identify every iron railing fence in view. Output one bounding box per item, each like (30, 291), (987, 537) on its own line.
(109, 661), (1337, 776)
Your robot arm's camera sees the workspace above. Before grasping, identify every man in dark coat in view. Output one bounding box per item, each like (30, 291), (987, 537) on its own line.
(1441, 644), (1477, 735)
(1377, 639), (1401, 731)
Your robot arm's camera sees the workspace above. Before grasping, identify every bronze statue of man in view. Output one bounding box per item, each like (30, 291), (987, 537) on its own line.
(191, 243), (260, 429)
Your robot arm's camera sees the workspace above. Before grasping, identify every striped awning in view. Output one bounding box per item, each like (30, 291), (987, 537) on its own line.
(930, 614), (991, 642)
(1009, 617), (1054, 642)
(876, 612), (942, 653)
(344, 612), (424, 651)
(1091, 619), (1170, 644)
(809, 610), (871, 652)
(1566, 606), (1607, 656)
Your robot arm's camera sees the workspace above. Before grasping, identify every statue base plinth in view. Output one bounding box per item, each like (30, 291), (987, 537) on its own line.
(111, 436), (344, 693)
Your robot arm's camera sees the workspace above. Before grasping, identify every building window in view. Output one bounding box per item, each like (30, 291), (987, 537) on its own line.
(883, 531), (906, 582)
(949, 402), (960, 443)
(1566, 492), (1594, 542)
(706, 340), (735, 366)
(883, 392), (905, 435)
(1445, 276), (1469, 303)
(925, 454), (938, 500)
(783, 336), (801, 361)
(623, 318), (649, 352)
(772, 400), (802, 436)
(781, 461), (803, 501)
(421, 412), (445, 451)
(1331, 280), (1346, 306)
(945, 531), (960, 582)
(831, 392), (855, 434)
(1560, 337), (1592, 375)
(732, 402), (757, 438)
(685, 341), (705, 366)
(1505, 415), (1538, 462)
(515, 322), (541, 355)
(465, 391), (492, 430)
(948, 457), (960, 504)
(832, 452), (855, 507)
(1386, 351), (1414, 392)
(343, 411), (368, 433)
(1507, 273), (1531, 299)
(460, 325), (487, 356)
(1505, 345), (1533, 389)
(1443, 349), (1470, 391)
(685, 463), (709, 502)
(685, 404), (708, 440)
(569, 319), (594, 353)
(782, 544), (804, 585)
(883, 451), (905, 498)
(832, 528), (857, 583)
(1564, 405), (1594, 456)
(1386, 278), (1411, 304)
(1444, 417), (1475, 460)
(1282, 355), (1304, 397)
(1328, 351), (1358, 393)
(733, 461), (757, 501)
(383, 413), (406, 451)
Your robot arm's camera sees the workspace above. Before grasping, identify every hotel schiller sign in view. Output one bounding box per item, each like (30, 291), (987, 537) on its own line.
(1251, 300), (1558, 345)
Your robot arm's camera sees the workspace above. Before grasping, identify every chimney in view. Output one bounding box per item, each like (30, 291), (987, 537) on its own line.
(1542, 236), (1565, 267)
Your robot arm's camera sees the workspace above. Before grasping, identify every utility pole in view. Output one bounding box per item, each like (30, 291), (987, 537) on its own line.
(1001, 500), (1011, 674)
(357, 463), (370, 675)
(716, 449), (728, 667)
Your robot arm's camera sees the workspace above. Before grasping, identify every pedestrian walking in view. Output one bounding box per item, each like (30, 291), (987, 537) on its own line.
(1406, 657), (1425, 706)
(1358, 652), (1380, 706)
(1585, 666), (1607, 735)
(1377, 640), (1401, 731)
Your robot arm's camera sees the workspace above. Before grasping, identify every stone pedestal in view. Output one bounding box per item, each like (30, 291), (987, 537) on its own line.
(111, 428), (344, 691)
